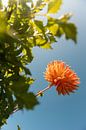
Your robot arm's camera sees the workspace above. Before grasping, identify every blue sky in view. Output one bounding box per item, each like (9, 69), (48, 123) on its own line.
(2, 0), (86, 130)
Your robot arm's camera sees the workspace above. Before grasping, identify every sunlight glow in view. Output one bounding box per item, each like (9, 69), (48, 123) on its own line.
(32, 0), (38, 6)
(2, 0), (8, 7)
(2, 0), (38, 8)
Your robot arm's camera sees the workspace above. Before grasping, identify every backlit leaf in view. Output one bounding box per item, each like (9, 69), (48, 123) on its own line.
(48, 0), (62, 13)
(48, 24), (59, 35)
(41, 42), (52, 49)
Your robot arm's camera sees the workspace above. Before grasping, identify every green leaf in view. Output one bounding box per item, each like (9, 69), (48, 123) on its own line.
(41, 42), (52, 49)
(60, 23), (77, 43)
(34, 20), (45, 33)
(58, 13), (72, 22)
(48, 24), (59, 35)
(33, 0), (46, 13)
(22, 66), (32, 75)
(16, 92), (39, 110)
(48, 0), (62, 13)
(10, 76), (31, 93)
(2, 118), (7, 125)
(24, 48), (33, 63)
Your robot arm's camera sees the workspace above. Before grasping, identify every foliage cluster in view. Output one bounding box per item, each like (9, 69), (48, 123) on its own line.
(0, 0), (77, 127)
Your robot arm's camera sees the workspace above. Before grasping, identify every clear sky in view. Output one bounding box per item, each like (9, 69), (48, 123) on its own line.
(2, 0), (86, 130)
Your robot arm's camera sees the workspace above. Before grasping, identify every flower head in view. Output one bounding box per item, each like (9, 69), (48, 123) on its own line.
(44, 60), (80, 95)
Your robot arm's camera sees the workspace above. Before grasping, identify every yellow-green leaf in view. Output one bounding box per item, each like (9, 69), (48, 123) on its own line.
(48, 24), (59, 35)
(41, 42), (52, 49)
(48, 0), (62, 14)
(58, 13), (72, 22)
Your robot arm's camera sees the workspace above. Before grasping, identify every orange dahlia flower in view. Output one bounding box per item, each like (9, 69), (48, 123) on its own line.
(44, 60), (80, 95)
